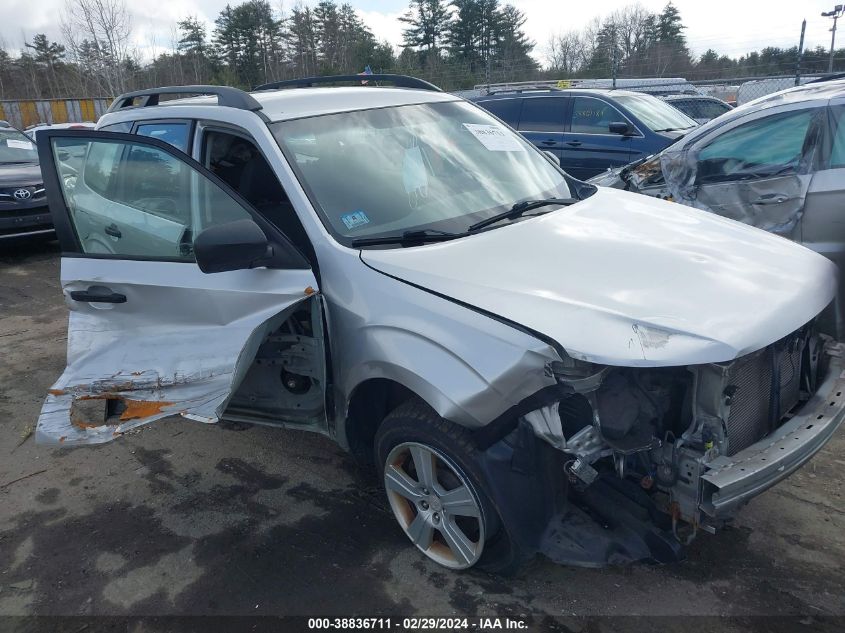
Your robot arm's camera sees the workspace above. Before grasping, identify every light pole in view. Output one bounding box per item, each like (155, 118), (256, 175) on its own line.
(822, 5), (844, 73)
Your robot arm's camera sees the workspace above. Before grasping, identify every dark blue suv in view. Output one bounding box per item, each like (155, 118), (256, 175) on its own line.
(472, 88), (697, 180)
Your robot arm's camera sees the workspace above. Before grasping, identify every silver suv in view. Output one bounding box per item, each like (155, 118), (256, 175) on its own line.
(35, 76), (844, 572)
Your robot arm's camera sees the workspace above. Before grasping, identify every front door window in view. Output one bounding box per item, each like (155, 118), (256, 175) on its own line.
(52, 135), (254, 259)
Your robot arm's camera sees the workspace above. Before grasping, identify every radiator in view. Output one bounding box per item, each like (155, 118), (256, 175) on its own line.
(725, 338), (804, 456)
(726, 350), (773, 455)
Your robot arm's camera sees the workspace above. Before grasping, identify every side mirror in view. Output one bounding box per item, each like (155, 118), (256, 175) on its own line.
(542, 150), (559, 165)
(608, 121), (635, 136)
(194, 218), (271, 274)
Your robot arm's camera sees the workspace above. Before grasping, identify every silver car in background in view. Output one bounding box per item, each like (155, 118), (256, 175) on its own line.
(592, 79), (845, 336)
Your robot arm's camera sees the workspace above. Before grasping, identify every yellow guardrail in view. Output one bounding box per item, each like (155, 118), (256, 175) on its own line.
(0, 98), (112, 129)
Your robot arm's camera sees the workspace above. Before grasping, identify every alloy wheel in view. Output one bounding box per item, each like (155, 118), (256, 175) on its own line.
(384, 441), (485, 569)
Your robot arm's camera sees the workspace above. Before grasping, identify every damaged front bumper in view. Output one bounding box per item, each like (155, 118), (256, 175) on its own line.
(495, 331), (844, 568)
(700, 348), (845, 518)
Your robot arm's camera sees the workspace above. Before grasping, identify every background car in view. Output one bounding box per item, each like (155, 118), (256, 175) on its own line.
(590, 78), (845, 337)
(25, 121), (96, 141)
(471, 88), (697, 179)
(0, 125), (52, 241)
(660, 94), (733, 124)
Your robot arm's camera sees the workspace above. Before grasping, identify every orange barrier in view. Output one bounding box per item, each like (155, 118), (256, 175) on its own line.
(0, 98), (111, 129)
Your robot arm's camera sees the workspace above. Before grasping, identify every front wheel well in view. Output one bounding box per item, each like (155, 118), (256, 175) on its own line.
(345, 378), (419, 463)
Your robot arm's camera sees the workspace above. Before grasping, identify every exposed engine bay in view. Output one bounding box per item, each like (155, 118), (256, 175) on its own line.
(529, 322), (825, 544)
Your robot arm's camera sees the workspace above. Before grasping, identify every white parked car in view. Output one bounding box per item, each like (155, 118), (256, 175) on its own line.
(25, 121), (96, 141)
(34, 76), (844, 572)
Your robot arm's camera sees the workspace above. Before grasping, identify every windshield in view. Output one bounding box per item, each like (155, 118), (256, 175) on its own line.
(0, 128), (38, 164)
(614, 93), (697, 132)
(270, 101), (572, 245)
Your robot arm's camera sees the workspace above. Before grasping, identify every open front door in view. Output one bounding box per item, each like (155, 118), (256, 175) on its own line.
(36, 129), (319, 445)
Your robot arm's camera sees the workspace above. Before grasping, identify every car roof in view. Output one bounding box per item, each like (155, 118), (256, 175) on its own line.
(661, 94), (721, 101)
(475, 88), (646, 101)
(744, 78), (845, 108)
(156, 86), (460, 122)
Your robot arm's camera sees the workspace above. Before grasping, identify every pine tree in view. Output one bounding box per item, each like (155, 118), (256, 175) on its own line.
(177, 17), (211, 83)
(494, 5), (536, 79)
(657, 2), (685, 45)
(178, 17), (207, 56)
(447, 0), (482, 67)
(26, 34), (66, 67)
(287, 5), (319, 77)
(399, 0), (451, 63)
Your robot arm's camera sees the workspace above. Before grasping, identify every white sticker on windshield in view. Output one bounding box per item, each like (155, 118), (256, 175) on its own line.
(463, 124), (524, 152)
(7, 139), (33, 150)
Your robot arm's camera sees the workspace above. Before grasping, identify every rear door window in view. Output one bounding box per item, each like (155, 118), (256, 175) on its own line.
(517, 97), (567, 133)
(478, 98), (522, 127)
(135, 121), (192, 153)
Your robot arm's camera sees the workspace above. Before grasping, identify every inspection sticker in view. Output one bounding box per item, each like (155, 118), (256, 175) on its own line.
(463, 123), (524, 152)
(7, 139), (33, 150)
(341, 209), (370, 230)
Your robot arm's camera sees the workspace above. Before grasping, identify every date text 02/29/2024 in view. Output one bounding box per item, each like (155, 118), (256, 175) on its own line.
(307, 617), (529, 630)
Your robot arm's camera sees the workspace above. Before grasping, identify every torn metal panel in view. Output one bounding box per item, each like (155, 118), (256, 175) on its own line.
(38, 258), (318, 445)
(523, 402), (564, 450)
(594, 150), (812, 236)
(592, 100), (830, 237)
(692, 174), (812, 234)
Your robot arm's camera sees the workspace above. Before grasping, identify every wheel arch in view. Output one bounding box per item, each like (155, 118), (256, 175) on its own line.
(343, 375), (441, 462)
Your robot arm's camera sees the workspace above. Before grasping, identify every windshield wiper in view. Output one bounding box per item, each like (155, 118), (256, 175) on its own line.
(351, 228), (467, 248)
(467, 198), (578, 232)
(653, 126), (695, 133)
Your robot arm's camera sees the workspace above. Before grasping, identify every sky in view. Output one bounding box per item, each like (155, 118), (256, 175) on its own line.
(1, 0), (840, 66)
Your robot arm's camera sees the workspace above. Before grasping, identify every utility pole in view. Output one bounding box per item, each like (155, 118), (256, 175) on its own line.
(822, 5), (844, 73)
(796, 19), (806, 86)
(611, 23), (617, 89)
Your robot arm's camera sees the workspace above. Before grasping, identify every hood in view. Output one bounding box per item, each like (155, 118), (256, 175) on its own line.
(361, 188), (836, 367)
(0, 162), (43, 187)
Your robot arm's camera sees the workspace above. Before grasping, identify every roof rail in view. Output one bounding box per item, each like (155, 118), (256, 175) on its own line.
(253, 74), (441, 92)
(806, 72), (845, 84)
(484, 86), (562, 96)
(107, 85), (263, 114)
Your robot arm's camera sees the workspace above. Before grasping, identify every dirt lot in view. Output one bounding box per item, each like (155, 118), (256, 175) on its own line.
(1, 240), (844, 631)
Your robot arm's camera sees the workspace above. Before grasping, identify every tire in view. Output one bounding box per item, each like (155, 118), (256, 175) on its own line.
(374, 399), (524, 574)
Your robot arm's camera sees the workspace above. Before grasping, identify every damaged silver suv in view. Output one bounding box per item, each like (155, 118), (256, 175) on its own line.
(35, 76), (844, 572)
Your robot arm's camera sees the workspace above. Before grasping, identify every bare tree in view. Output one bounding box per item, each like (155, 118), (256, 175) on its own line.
(577, 16), (602, 69)
(544, 30), (582, 75)
(610, 3), (652, 59)
(61, 0), (132, 96)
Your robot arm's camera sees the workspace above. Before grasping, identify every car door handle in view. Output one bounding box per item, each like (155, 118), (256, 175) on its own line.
(540, 140), (557, 146)
(751, 194), (789, 205)
(565, 140), (582, 147)
(69, 290), (127, 304)
(104, 224), (122, 239)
